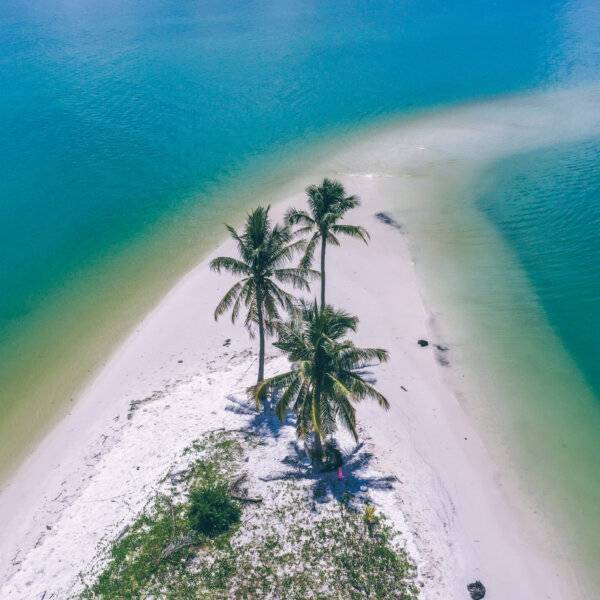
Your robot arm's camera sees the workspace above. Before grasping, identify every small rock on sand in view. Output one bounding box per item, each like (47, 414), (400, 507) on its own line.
(467, 580), (486, 599)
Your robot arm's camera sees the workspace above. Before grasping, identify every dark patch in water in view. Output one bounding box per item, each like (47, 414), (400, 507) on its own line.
(434, 344), (450, 367)
(375, 212), (403, 232)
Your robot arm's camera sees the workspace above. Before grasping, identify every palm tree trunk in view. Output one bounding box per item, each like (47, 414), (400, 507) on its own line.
(320, 234), (327, 308)
(256, 290), (265, 385)
(313, 433), (324, 463)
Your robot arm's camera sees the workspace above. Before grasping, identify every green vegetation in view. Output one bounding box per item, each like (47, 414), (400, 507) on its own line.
(188, 485), (241, 538)
(82, 431), (417, 600)
(254, 301), (390, 460)
(226, 487), (417, 600)
(286, 178), (369, 307)
(82, 431), (245, 599)
(82, 495), (195, 598)
(210, 206), (316, 385)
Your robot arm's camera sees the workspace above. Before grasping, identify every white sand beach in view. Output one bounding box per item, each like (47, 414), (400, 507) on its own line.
(1, 87), (599, 599)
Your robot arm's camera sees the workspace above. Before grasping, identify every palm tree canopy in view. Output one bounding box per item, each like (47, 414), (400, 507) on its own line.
(285, 178), (370, 269)
(210, 206), (318, 334)
(253, 301), (390, 442)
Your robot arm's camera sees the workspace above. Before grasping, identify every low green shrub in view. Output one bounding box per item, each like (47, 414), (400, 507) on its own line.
(188, 484), (241, 538)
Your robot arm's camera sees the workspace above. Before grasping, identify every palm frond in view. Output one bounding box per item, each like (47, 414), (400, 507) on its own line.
(329, 382), (359, 441)
(293, 225), (316, 237)
(326, 232), (340, 246)
(209, 256), (250, 276)
(274, 375), (303, 421)
(265, 279), (288, 307)
(331, 224), (370, 243)
(271, 238), (307, 268)
(299, 232), (321, 270)
(252, 370), (297, 409)
(224, 225), (247, 258)
(337, 193), (360, 212)
(338, 346), (389, 366)
(230, 282), (247, 323)
(273, 267), (316, 290)
(345, 372), (390, 409)
(285, 207), (314, 228)
(214, 281), (244, 321)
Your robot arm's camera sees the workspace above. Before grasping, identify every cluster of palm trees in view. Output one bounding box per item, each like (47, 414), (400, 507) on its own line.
(211, 178), (390, 462)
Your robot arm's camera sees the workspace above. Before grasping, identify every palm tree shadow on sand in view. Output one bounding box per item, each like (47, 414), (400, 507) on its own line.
(225, 391), (288, 438)
(261, 439), (397, 506)
(225, 392), (395, 505)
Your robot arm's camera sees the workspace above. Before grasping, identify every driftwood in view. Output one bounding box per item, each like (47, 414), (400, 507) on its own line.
(115, 524), (131, 542)
(127, 390), (165, 420)
(227, 428), (263, 438)
(231, 494), (263, 504)
(168, 468), (189, 484)
(159, 534), (196, 561)
(229, 473), (248, 492)
(229, 472), (263, 503)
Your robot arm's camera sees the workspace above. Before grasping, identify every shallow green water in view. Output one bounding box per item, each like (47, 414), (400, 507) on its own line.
(474, 139), (600, 583)
(480, 139), (600, 400)
(392, 137), (600, 590)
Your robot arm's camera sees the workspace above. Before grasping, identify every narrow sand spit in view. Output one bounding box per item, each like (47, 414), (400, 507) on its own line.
(0, 199), (571, 599)
(2, 86), (599, 599)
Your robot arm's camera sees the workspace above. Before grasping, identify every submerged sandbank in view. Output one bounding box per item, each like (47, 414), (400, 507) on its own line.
(318, 85), (600, 588)
(1, 85), (599, 597)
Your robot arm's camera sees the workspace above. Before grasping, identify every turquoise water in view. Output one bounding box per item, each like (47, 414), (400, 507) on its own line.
(0, 0), (598, 497)
(1, 0), (595, 335)
(480, 139), (600, 399)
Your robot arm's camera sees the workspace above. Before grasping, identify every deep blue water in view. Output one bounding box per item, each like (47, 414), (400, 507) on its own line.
(0, 0), (599, 464)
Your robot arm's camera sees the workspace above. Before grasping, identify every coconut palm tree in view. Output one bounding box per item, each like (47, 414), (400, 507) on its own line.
(253, 301), (389, 459)
(210, 206), (316, 385)
(285, 178), (369, 307)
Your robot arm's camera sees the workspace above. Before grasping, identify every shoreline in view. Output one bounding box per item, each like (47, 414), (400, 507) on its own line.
(0, 194), (579, 599)
(2, 86), (599, 597)
(2, 84), (598, 486)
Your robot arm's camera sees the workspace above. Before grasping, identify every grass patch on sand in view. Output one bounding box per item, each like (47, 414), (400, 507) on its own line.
(82, 430), (417, 599)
